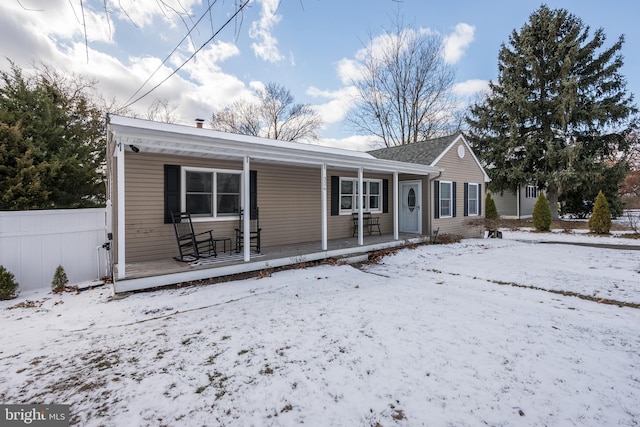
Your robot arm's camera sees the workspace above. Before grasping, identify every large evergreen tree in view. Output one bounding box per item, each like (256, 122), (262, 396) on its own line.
(0, 61), (106, 209)
(466, 5), (637, 219)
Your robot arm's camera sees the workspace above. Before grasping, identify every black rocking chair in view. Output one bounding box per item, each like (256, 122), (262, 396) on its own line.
(235, 207), (261, 253)
(171, 212), (216, 262)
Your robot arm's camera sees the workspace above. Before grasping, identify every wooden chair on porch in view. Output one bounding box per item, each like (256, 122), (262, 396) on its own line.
(171, 212), (216, 262)
(352, 212), (381, 236)
(235, 207), (261, 253)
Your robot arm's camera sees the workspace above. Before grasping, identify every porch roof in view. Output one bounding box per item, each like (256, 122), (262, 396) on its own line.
(107, 115), (441, 175)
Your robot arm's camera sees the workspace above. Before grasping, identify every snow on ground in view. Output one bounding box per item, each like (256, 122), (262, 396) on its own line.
(1, 231), (639, 426)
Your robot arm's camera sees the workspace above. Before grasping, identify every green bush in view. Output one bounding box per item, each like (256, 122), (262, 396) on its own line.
(485, 193), (498, 221)
(51, 265), (69, 292)
(0, 265), (19, 300)
(533, 192), (552, 231)
(588, 190), (612, 234)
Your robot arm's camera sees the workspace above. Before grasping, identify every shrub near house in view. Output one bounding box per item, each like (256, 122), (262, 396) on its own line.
(533, 193), (552, 231)
(588, 190), (612, 234)
(0, 265), (18, 300)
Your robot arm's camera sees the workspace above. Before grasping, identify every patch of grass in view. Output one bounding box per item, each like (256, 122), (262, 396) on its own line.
(259, 364), (274, 375)
(237, 349), (249, 356)
(205, 352), (222, 365)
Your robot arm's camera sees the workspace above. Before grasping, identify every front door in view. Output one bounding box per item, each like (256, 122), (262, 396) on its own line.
(400, 181), (422, 234)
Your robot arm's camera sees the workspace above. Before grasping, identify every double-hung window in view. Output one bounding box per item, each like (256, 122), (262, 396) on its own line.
(184, 167), (241, 218)
(340, 178), (382, 214)
(439, 181), (453, 217)
(467, 183), (479, 216)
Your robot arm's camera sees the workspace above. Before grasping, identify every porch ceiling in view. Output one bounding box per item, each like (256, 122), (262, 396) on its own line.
(108, 115), (442, 175)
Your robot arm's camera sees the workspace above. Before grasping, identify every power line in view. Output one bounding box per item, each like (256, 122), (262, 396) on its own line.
(123, 0), (249, 109)
(122, 0), (219, 107)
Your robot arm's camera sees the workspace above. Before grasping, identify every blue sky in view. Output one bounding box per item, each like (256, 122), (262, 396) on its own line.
(1, 0), (638, 150)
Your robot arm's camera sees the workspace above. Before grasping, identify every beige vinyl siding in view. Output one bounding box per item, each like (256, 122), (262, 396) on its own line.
(121, 152), (397, 263)
(432, 141), (486, 238)
(124, 152), (237, 262)
(326, 171), (395, 239)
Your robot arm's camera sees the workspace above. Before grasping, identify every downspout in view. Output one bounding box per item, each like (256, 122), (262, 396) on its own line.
(427, 170), (443, 237)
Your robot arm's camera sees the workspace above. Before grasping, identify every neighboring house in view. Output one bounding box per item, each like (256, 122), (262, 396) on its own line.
(106, 115), (444, 293)
(489, 184), (541, 219)
(369, 133), (490, 238)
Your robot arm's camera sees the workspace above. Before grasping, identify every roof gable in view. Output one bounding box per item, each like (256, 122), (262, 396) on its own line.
(368, 134), (459, 166)
(368, 133), (490, 182)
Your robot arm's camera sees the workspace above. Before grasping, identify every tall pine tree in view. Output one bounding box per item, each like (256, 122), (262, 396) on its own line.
(0, 61), (106, 209)
(466, 5), (637, 219)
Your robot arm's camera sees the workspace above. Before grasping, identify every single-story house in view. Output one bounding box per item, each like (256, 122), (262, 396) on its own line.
(369, 132), (490, 237)
(106, 116), (487, 293)
(489, 185), (541, 219)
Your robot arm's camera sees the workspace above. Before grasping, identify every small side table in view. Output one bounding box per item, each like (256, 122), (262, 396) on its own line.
(212, 237), (232, 254)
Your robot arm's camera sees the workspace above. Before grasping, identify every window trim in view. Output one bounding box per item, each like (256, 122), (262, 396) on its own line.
(467, 183), (479, 216)
(439, 181), (453, 218)
(525, 185), (539, 199)
(181, 166), (242, 221)
(339, 177), (383, 215)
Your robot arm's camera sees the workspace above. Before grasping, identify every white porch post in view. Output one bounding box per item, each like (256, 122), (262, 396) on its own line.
(358, 167), (364, 246)
(116, 141), (126, 279)
(243, 156), (250, 262)
(393, 172), (399, 240)
(321, 164), (328, 251)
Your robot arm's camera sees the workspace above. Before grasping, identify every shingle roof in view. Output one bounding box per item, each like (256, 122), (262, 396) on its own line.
(367, 133), (461, 166)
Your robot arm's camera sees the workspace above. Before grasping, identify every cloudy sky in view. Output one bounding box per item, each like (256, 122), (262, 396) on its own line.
(1, 0), (638, 150)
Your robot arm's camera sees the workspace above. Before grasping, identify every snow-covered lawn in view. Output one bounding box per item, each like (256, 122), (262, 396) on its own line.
(1, 232), (639, 426)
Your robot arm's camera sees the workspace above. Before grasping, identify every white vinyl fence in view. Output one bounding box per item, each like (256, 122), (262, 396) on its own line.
(0, 208), (109, 292)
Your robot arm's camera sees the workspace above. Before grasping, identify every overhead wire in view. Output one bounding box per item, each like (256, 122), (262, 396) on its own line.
(123, 0), (249, 109)
(122, 0), (218, 107)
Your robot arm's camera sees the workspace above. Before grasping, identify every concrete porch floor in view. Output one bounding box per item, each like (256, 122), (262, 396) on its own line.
(113, 233), (427, 293)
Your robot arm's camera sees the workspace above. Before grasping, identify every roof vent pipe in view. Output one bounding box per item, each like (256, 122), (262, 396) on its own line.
(195, 118), (204, 128)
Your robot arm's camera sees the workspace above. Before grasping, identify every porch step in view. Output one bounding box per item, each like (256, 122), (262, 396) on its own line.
(336, 253), (369, 264)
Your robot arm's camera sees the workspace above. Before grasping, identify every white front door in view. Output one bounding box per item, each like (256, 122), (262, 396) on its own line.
(400, 181), (422, 234)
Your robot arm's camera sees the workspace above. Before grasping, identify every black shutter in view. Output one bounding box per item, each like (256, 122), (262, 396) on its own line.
(330, 176), (339, 216)
(164, 164), (181, 224)
(478, 184), (482, 215)
(464, 183), (469, 217)
(382, 179), (389, 213)
(434, 180), (440, 219)
(250, 170), (258, 219)
(452, 182), (457, 217)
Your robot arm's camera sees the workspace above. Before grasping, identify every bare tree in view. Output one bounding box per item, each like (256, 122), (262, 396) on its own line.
(210, 83), (323, 142)
(146, 98), (179, 123)
(348, 20), (457, 147)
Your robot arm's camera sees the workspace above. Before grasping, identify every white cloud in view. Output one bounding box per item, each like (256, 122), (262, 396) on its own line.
(336, 58), (366, 85)
(443, 23), (475, 64)
(315, 134), (383, 152)
(107, 0), (201, 28)
(249, 0), (284, 63)
(453, 79), (489, 97)
(307, 86), (359, 125)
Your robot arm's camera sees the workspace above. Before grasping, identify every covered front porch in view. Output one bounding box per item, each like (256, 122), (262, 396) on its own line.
(113, 233), (427, 293)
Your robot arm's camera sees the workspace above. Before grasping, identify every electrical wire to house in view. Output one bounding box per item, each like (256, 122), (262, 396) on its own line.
(122, 0), (250, 110)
